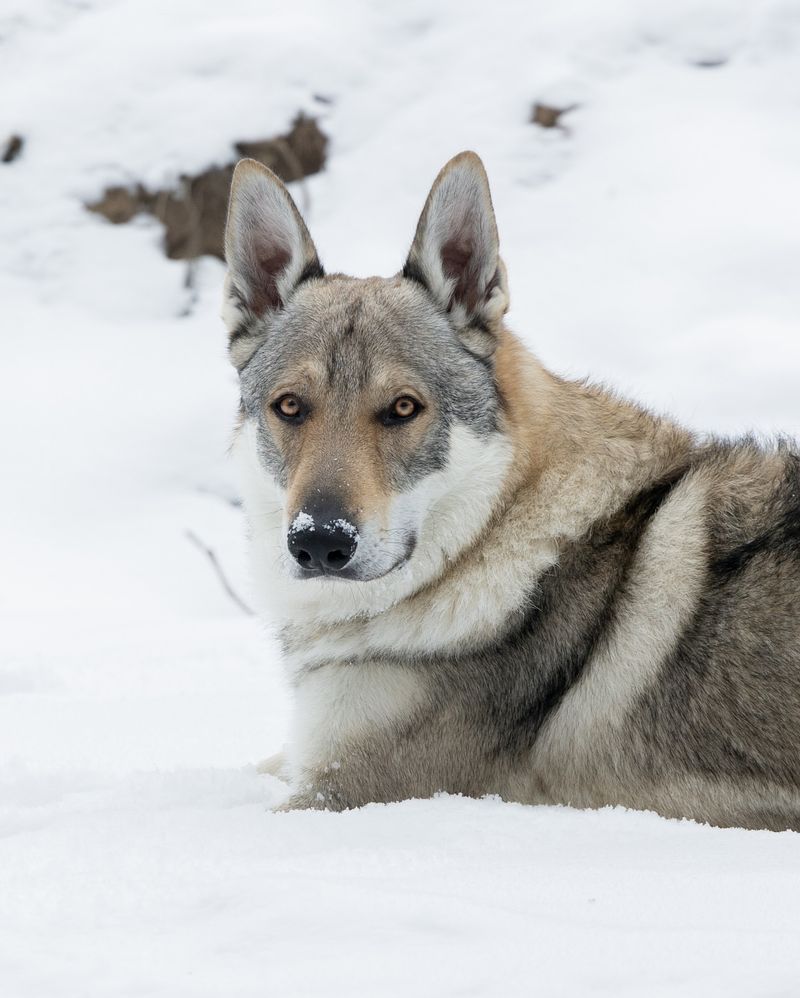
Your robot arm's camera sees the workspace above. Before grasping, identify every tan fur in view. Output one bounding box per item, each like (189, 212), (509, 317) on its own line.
(492, 330), (549, 483)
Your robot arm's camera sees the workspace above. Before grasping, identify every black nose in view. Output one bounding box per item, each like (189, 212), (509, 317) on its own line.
(288, 518), (358, 573)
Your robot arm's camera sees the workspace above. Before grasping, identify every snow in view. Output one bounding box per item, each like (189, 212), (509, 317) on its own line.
(290, 510), (316, 534)
(330, 517), (359, 540)
(2, 1), (800, 994)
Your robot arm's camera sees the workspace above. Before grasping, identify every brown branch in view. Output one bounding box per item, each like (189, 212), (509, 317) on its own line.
(185, 530), (254, 616)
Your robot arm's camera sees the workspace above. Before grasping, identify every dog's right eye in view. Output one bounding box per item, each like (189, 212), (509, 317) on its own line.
(380, 395), (424, 426)
(273, 394), (305, 422)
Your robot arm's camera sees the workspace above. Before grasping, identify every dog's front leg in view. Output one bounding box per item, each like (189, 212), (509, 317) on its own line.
(275, 660), (428, 811)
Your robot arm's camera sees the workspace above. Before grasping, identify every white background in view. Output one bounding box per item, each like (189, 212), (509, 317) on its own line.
(2, 1), (800, 994)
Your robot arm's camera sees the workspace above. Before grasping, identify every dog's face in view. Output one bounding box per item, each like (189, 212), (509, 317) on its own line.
(224, 152), (511, 586)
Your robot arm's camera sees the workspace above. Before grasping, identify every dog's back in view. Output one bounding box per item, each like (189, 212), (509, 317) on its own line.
(490, 436), (800, 831)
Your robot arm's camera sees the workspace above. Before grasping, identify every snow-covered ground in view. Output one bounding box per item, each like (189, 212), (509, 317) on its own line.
(2, 1), (800, 994)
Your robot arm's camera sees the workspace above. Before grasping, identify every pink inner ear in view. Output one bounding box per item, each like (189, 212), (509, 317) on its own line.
(441, 237), (482, 314)
(249, 244), (291, 316)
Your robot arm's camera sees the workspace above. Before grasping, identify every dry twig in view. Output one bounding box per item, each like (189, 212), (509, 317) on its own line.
(185, 530), (254, 616)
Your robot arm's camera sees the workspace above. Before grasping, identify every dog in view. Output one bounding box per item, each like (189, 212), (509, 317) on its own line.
(222, 151), (800, 830)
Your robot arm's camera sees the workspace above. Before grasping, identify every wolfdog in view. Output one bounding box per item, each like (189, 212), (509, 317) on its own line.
(223, 152), (800, 830)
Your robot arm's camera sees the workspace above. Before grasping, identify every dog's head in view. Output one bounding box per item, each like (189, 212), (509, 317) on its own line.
(224, 152), (514, 598)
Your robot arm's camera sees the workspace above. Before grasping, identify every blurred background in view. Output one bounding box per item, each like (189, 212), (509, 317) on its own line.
(2, 2), (800, 994)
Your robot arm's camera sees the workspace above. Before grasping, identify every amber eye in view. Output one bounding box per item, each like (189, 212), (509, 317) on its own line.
(382, 395), (423, 426)
(273, 394), (304, 421)
(394, 397), (417, 418)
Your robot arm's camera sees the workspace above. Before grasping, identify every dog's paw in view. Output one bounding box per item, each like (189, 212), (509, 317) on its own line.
(272, 791), (323, 813)
(256, 751), (289, 781)
(271, 786), (349, 812)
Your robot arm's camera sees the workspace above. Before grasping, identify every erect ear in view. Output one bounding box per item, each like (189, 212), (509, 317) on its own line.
(403, 151), (509, 356)
(223, 158), (323, 368)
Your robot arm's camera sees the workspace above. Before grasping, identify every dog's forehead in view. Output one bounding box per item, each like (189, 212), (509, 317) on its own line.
(288, 274), (431, 343)
(259, 275), (444, 389)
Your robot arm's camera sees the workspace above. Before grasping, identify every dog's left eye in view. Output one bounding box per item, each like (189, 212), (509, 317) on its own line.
(381, 396), (423, 426)
(272, 394), (306, 422)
